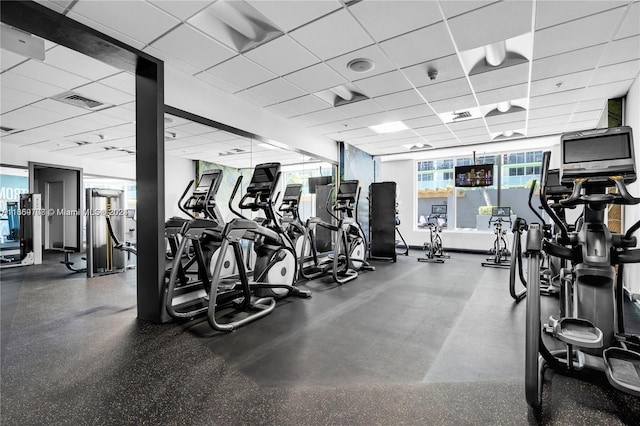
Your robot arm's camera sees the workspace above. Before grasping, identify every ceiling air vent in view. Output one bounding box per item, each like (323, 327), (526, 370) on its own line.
(219, 148), (246, 156)
(452, 111), (472, 120)
(50, 91), (112, 111)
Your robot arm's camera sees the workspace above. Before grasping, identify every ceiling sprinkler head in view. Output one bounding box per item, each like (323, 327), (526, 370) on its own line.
(427, 68), (438, 81)
(347, 58), (375, 73)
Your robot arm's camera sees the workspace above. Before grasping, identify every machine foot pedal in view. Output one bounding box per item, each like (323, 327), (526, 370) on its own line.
(554, 318), (603, 348)
(603, 348), (640, 397)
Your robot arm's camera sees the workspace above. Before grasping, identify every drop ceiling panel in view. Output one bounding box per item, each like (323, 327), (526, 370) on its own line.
(575, 98), (606, 113)
(404, 115), (444, 129)
(528, 103), (575, 120)
(447, 118), (485, 131)
(602, 35), (640, 67)
(569, 109), (603, 123)
(289, 9), (373, 60)
(1, 100), (22, 114)
(325, 45), (397, 81)
(143, 46), (201, 76)
(44, 45), (120, 81)
(418, 77), (473, 102)
(485, 110), (527, 126)
(590, 60), (640, 86)
(349, 0), (441, 42)
(335, 99), (384, 118)
(614, 1), (640, 39)
(530, 69), (593, 97)
(277, 95), (330, 116)
(205, 55), (276, 90)
(385, 104), (434, 121)
(150, 25), (236, 71)
(0, 86), (40, 107)
(246, 0), (342, 32)
(528, 114), (572, 129)
(488, 121), (526, 133)
(66, 11), (146, 50)
(535, 1), (628, 30)
(283, 63), (347, 93)
(401, 54), (467, 88)
(1, 71), (71, 99)
(303, 108), (349, 126)
(374, 89), (425, 111)
(234, 90), (275, 108)
(243, 35), (319, 76)
(529, 89), (585, 109)
(56, 143), (108, 155)
(1, 48), (28, 71)
(531, 44), (606, 81)
(1, 105), (69, 130)
(379, 23), (456, 68)
(327, 127), (376, 141)
(147, 0), (213, 21)
(354, 71), (413, 98)
(73, 82), (134, 106)
(533, 8), (625, 59)
(447, 1), (533, 51)
(249, 78), (306, 104)
(476, 83), (528, 105)
(429, 95), (477, 114)
(566, 119), (601, 131)
(414, 125), (453, 138)
(33, 0), (70, 14)
(455, 127), (489, 138)
(172, 122), (218, 136)
(10, 60), (90, 90)
(0, 130), (49, 146)
(468, 62), (529, 93)
(70, 0), (180, 44)
(583, 79), (635, 100)
(31, 99), (89, 118)
(440, 1), (498, 19)
(195, 71), (242, 94)
(26, 139), (79, 151)
(99, 72), (135, 95)
(264, 103), (298, 118)
(458, 134), (490, 144)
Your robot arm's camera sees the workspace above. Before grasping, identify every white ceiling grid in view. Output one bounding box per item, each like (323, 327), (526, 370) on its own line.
(1, 0), (639, 166)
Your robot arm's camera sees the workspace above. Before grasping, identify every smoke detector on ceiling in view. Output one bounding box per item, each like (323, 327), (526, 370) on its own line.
(347, 58), (375, 73)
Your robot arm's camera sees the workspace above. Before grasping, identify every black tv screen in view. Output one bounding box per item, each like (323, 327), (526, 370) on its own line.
(563, 134), (630, 164)
(282, 184), (302, 202)
(308, 175), (332, 194)
(337, 180), (358, 200)
(455, 164), (493, 187)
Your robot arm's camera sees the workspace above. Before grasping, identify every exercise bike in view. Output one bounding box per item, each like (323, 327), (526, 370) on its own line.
(524, 127), (640, 414)
(481, 207), (511, 268)
(418, 204), (449, 263)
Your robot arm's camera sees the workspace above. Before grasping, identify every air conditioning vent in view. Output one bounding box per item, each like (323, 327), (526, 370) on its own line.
(452, 111), (472, 120)
(50, 91), (112, 111)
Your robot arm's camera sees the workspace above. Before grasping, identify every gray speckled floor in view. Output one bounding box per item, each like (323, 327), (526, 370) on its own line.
(1, 251), (639, 425)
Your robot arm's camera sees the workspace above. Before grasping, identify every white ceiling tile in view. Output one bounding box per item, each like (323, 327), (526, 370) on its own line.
(354, 71), (412, 98)
(99, 72), (136, 96)
(590, 60), (640, 86)
(535, 1), (628, 30)
(379, 23), (455, 68)
(469, 62), (529, 93)
(244, 35), (319, 75)
(565, 119), (601, 132)
(531, 44), (606, 80)
(142, 45), (201, 75)
(246, 0), (342, 32)
(289, 9), (374, 60)
(66, 11), (146, 50)
(150, 25), (236, 70)
(429, 94), (477, 113)
(1, 99), (22, 114)
(575, 98), (606, 113)
(529, 89), (585, 109)
(528, 103), (575, 120)
(414, 125), (453, 138)
(56, 143), (107, 156)
(326, 45), (397, 81)
(0, 129), (49, 145)
(440, 1), (498, 19)
(249, 78), (307, 104)
(349, 0), (441, 42)
(277, 95), (330, 115)
(71, 0), (180, 44)
(374, 90), (425, 111)
(0, 86), (40, 107)
(26, 139), (78, 151)
(488, 121), (526, 133)
(303, 108), (349, 125)
(31, 99), (89, 118)
(533, 8), (625, 59)
(447, 118), (485, 131)
(335, 99), (384, 118)
(401, 55), (466, 87)
(195, 71), (242, 94)
(454, 127), (490, 138)
(173, 121), (217, 136)
(33, 0), (71, 14)
(385, 104), (434, 121)
(485, 110), (527, 126)
(1, 49), (28, 71)
(583, 79), (635, 100)
(527, 125), (564, 137)
(234, 90), (272, 107)
(447, 1), (533, 51)
(530, 69), (593, 97)
(81, 109), (132, 128)
(283, 63), (347, 93)
(404, 115), (443, 129)
(1, 105), (68, 130)
(569, 109), (604, 123)
(10, 60), (90, 91)
(148, 0), (213, 20)
(458, 134), (490, 144)
(615, 1), (640, 39)
(327, 127), (376, 140)
(418, 77), (473, 102)
(44, 45), (120, 81)
(73, 82), (134, 106)
(528, 114), (571, 129)
(264, 103), (299, 118)
(205, 55), (276, 90)
(476, 83), (528, 105)
(601, 35), (640, 66)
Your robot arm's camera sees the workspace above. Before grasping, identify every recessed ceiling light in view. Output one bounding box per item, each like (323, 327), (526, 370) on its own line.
(369, 121), (409, 134)
(257, 143), (278, 150)
(347, 58), (375, 73)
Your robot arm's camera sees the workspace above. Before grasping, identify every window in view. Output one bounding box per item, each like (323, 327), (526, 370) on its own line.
(416, 157), (454, 226)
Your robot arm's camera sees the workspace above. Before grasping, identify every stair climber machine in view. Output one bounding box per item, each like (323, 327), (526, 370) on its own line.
(481, 206), (512, 268)
(164, 169), (238, 320)
(509, 173), (571, 302)
(524, 126), (640, 414)
(197, 163), (311, 332)
(276, 184), (311, 279)
(299, 180), (375, 284)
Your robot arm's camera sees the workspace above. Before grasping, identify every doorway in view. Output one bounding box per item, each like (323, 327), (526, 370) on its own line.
(45, 181), (65, 250)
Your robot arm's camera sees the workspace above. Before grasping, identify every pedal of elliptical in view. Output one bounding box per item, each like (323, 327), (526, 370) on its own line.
(554, 317), (603, 348)
(603, 348), (640, 397)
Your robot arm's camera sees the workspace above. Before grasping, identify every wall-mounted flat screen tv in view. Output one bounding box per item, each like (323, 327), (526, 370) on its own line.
(454, 164), (493, 187)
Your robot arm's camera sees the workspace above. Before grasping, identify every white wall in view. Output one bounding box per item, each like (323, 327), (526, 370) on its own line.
(164, 155), (194, 220)
(380, 136), (560, 251)
(164, 67), (338, 164)
(623, 75), (640, 295)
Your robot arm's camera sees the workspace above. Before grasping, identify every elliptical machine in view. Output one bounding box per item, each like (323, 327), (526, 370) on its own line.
(277, 184), (311, 279)
(205, 163), (311, 332)
(524, 127), (640, 414)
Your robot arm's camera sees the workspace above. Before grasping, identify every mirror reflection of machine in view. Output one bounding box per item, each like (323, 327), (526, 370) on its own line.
(0, 194), (42, 268)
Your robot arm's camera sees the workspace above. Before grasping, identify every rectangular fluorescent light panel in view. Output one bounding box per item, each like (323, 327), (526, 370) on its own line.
(369, 121), (409, 134)
(1, 24), (45, 61)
